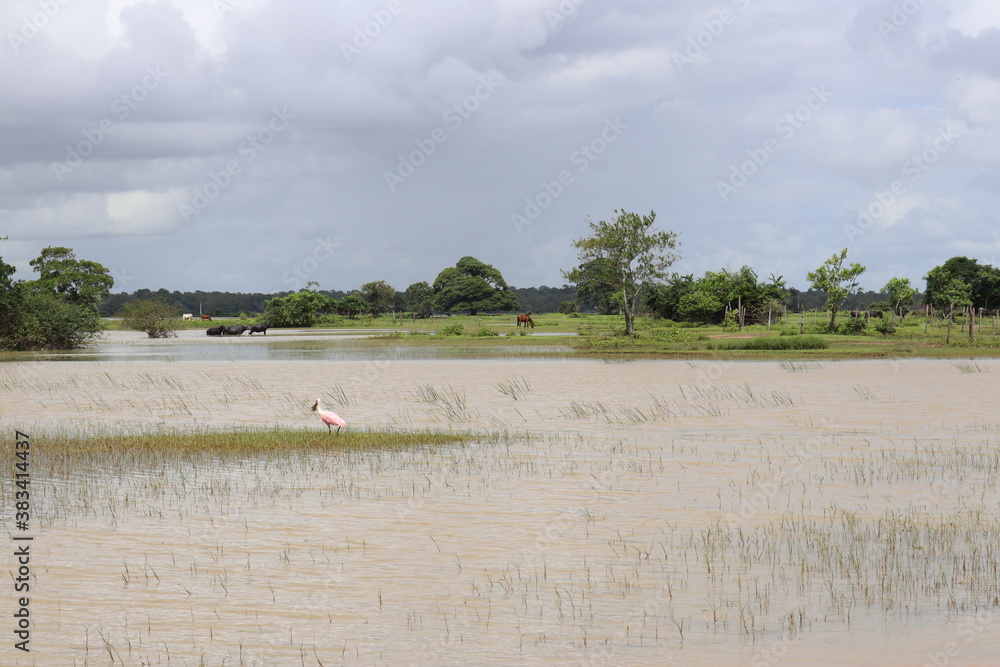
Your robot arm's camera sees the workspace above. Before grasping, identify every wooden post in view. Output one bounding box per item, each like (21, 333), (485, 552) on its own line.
(947, 303), (953, 344)
(800, 308), (805, 334)
(970, 305), (975, 342)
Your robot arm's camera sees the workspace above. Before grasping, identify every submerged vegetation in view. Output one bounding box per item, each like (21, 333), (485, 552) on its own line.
(32, 426), (488, 457)
(3, 356), (1000, 663)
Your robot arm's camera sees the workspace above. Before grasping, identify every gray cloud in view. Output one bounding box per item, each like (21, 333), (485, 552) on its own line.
(2, 0), (999, 295)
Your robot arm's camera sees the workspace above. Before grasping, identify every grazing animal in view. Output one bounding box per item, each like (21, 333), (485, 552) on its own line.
(311, 398), (346, 434)
(516, 314), (535, 329)
(221, 325), (248, 336)
(248, 323), (271, 335)
(206, 326), (223, 336)
(201, 314), (213, 321)
(182, 313), (194, 321)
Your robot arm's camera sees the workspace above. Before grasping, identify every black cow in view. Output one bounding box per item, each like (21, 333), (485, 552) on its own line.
(221, 325), (248, 336)
(247, 323), (271, 335)
(206, 326), (223, 336)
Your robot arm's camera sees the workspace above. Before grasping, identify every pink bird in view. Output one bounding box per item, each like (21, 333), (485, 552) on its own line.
(311, 398), (346, 434)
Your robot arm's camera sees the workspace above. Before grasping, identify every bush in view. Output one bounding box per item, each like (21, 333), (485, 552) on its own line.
(873, 318), (897, 335)
(121, 297), (180, 338)
(4, 291), (105, 349)
(474, 327), (499, 337)
(720, 335), (828, 350)
(642, 328), (707, 342)
(439, 324), (465, 336)
(837, 317), (868, 336)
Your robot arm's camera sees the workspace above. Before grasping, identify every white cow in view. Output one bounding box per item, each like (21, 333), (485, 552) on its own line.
(182, 313), (194, 320)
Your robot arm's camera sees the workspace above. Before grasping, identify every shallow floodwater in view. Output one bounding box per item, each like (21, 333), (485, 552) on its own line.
(2, 335), (1000, 665)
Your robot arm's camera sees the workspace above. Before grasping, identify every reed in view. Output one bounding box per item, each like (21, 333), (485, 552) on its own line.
(27, 426), (488, 458)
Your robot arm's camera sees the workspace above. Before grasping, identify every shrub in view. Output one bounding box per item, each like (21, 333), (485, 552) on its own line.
(439, 324), (465, 336)
(474, 327), (499, 337)
(121, 297), (180, 338)
(873, 318), (897, 335)
(721, 335), (828, 350)
(837, 317), (868, 336)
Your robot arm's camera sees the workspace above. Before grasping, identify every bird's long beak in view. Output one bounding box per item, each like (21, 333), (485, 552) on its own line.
(311, 401), (318, 411)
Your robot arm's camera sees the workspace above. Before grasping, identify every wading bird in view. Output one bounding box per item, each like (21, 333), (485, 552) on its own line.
(311, 398), (346, 434)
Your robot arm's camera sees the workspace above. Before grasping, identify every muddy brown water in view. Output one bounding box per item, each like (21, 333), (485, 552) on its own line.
(2, 333), (1000, 665)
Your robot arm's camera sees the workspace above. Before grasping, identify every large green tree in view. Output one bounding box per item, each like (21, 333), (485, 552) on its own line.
(0, 245), (110, 350)
(563, 210), (680, 335)
(432, 256), (519, 315)
(924, 257), (1000, 311)
(28, 246), (114, 310)
(359, 280), (396, 316)
(573, 258), (624, 315)
(404, 281), (436, 318)
(883, 277), (918, 319)
(263, 284), (333, 326)
(806, 248), (866, 329)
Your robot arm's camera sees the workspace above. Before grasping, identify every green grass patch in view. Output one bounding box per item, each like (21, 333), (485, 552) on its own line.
(719, 335), (829, 351)
(32, 426), (494, 458)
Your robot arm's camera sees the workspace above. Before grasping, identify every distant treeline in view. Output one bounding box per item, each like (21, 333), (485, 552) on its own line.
(788, 288), (924, 313)
(100, 285), (582, 317)
(100, 285), (918, 318)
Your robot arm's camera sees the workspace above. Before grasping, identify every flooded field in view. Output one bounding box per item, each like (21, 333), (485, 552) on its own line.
(2, 334), (1000, 665)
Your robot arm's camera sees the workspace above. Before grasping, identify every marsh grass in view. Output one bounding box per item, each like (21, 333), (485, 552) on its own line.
(778, 361), (823, 373)
(953, 361), (989, 373)
(26, 426), (487, 459)
(720, 335), (828, 351)
(412, 383), (474, 422)
(493, 375), (532, 400)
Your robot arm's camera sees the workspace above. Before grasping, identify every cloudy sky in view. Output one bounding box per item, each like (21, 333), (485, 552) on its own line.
(2, 0), (999, 295)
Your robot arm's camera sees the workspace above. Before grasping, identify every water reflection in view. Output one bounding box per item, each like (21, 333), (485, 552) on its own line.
(0, 329), (574, 362)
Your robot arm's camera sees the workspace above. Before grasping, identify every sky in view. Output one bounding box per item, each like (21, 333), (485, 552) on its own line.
(2, 0), (999, 295)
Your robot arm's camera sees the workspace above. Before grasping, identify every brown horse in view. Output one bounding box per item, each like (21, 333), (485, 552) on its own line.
(516, 314), (535, 329)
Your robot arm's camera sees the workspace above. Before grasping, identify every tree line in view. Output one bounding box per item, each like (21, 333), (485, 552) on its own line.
(4, 225), (1000, 348)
